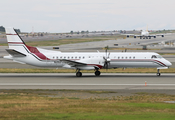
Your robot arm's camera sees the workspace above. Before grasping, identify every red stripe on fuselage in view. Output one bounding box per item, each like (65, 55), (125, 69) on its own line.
(88, 64), (103, 69)
(8, 42), (50, 60)
(154, 60), (166, 67)
(25, 45), (50, 60)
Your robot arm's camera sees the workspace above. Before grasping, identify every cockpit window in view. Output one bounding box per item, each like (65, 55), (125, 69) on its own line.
(151, 55), (163, 59)
(151, 55), (157, 59)
(156, 55), (163, 58)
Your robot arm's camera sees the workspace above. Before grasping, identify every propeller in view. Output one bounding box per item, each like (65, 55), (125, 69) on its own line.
(103, 46), (110, 70)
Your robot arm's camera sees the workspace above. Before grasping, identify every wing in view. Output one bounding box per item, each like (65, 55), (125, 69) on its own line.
(134, 35), (142, 37)
(60, 59), (87, 67)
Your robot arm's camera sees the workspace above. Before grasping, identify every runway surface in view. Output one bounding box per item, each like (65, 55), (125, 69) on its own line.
(0, 73), (175, 89)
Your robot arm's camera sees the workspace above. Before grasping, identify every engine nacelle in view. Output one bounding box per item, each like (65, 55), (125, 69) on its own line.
(162, 35), (164, 37)
(134, 36), (136, 38)
(127, 35), (129, 38)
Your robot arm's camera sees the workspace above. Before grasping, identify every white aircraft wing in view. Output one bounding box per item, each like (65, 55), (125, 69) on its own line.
(60, 59), (87, 67)
(123, 34), (142, 38)
(155, 34), (164, 36)
(122, 34), (134, 36)
(134, 35), (142, 37)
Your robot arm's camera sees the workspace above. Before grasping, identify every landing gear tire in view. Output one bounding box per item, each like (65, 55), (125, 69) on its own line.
(76, 72), (82, 77)
(95, 71), (101, 76)
(157, 69), (161, 76)
(157, 73), (161, 76)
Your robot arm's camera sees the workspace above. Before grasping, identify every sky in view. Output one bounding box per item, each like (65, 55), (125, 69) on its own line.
(1, 0), (175, 33)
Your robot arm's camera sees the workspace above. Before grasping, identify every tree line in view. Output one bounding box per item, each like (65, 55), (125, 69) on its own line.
(0, 26), (21, 33)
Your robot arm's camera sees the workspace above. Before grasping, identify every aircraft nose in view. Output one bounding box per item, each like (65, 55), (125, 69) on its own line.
(166, 61), (172, 67)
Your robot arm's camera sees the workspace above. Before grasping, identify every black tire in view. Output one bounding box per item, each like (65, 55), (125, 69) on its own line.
(157, 73), (161, 76)
(95, 71), (101, 76)
(76, 72), (82, 77)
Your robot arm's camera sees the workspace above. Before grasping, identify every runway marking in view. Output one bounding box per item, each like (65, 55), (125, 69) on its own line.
(1, 84), (175, 86)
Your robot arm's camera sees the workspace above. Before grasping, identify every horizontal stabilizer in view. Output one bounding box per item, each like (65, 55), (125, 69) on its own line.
(6, 49), (26, 57)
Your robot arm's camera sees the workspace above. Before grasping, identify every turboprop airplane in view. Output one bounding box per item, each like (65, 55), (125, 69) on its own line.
(3, 27), (172, 77)
(126, 30), (165, 39)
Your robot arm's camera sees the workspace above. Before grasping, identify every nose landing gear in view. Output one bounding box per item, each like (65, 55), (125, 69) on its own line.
(157, 69), (161, 76)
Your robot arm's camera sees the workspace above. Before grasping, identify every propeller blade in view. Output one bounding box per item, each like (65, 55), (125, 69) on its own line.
(106, 49), (107, 58)
(108, 52), (110, 58)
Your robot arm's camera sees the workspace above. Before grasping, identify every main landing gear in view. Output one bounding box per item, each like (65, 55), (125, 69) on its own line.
(76, 69), (82, 77)
(95, 70), (101, 76)
(157, 69), (161, 76)
(75, 69), (101, 77)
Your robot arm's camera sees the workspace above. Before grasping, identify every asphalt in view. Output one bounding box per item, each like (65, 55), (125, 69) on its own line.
(0, 73), (175, 89)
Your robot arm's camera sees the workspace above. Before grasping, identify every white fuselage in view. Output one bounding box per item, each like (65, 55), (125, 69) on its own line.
(4, 27), (172, 76)
(6, 48), (171, 70)
(141, 30), (149, 36)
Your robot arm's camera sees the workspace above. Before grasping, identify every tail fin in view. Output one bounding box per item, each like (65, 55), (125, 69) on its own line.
(146, 25), (148, 32)
(5, 27), (50, 60)
(5, 27), (25, 45)
(5, 27), (29, 55)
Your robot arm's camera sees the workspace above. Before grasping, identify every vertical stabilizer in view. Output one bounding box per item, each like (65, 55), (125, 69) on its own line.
(146, 25), (148, 32)
(5, 27), (50, 60)
(5, 27), (25, 45)
(5, 27), (28, 54)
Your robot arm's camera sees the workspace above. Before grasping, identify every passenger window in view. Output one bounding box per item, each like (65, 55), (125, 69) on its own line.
(133, 57), (135, 59)
(71, 57), (73, 59)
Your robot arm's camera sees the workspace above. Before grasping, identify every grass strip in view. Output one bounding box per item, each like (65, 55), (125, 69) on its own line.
(0, 90), (175, 120)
